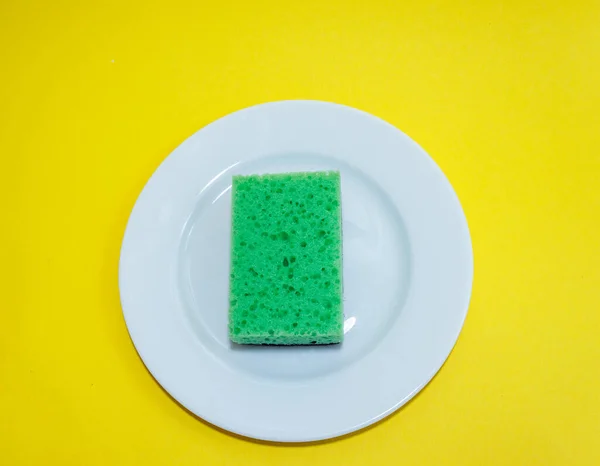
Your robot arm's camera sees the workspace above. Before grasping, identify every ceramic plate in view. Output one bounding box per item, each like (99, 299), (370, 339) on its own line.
(119, 101), (473, 442)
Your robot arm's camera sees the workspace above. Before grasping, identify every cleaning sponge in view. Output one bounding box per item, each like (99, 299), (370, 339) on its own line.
(228, 171), (343, 345)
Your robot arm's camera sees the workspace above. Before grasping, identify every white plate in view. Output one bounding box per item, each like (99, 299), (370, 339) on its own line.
(119, 101), (473, 443)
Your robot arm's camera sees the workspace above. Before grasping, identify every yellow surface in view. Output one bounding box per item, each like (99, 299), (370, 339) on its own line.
(1, 0), (599, 464)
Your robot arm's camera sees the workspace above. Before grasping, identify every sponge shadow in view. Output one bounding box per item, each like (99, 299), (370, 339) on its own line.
(229, 341), (343, 351)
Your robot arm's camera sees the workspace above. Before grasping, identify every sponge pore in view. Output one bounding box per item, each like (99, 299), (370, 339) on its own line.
(228, 171), (343, 345)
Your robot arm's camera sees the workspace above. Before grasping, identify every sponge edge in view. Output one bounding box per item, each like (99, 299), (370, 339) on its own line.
(228, 171), (343, 345)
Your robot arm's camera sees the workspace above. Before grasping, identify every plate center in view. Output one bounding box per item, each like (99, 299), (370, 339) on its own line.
(179, 153), (411, 380)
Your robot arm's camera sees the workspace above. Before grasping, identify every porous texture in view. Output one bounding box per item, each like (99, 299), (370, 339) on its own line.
(228, 171), (343, 345)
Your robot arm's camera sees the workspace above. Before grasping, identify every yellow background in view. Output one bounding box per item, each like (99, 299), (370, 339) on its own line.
(2, 0), (599, 464)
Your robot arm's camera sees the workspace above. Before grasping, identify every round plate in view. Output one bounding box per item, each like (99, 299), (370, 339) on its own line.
(119, 101), (473, 442)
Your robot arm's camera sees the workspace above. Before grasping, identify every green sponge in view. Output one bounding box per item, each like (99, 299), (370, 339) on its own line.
(228, 171), (343, 345)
